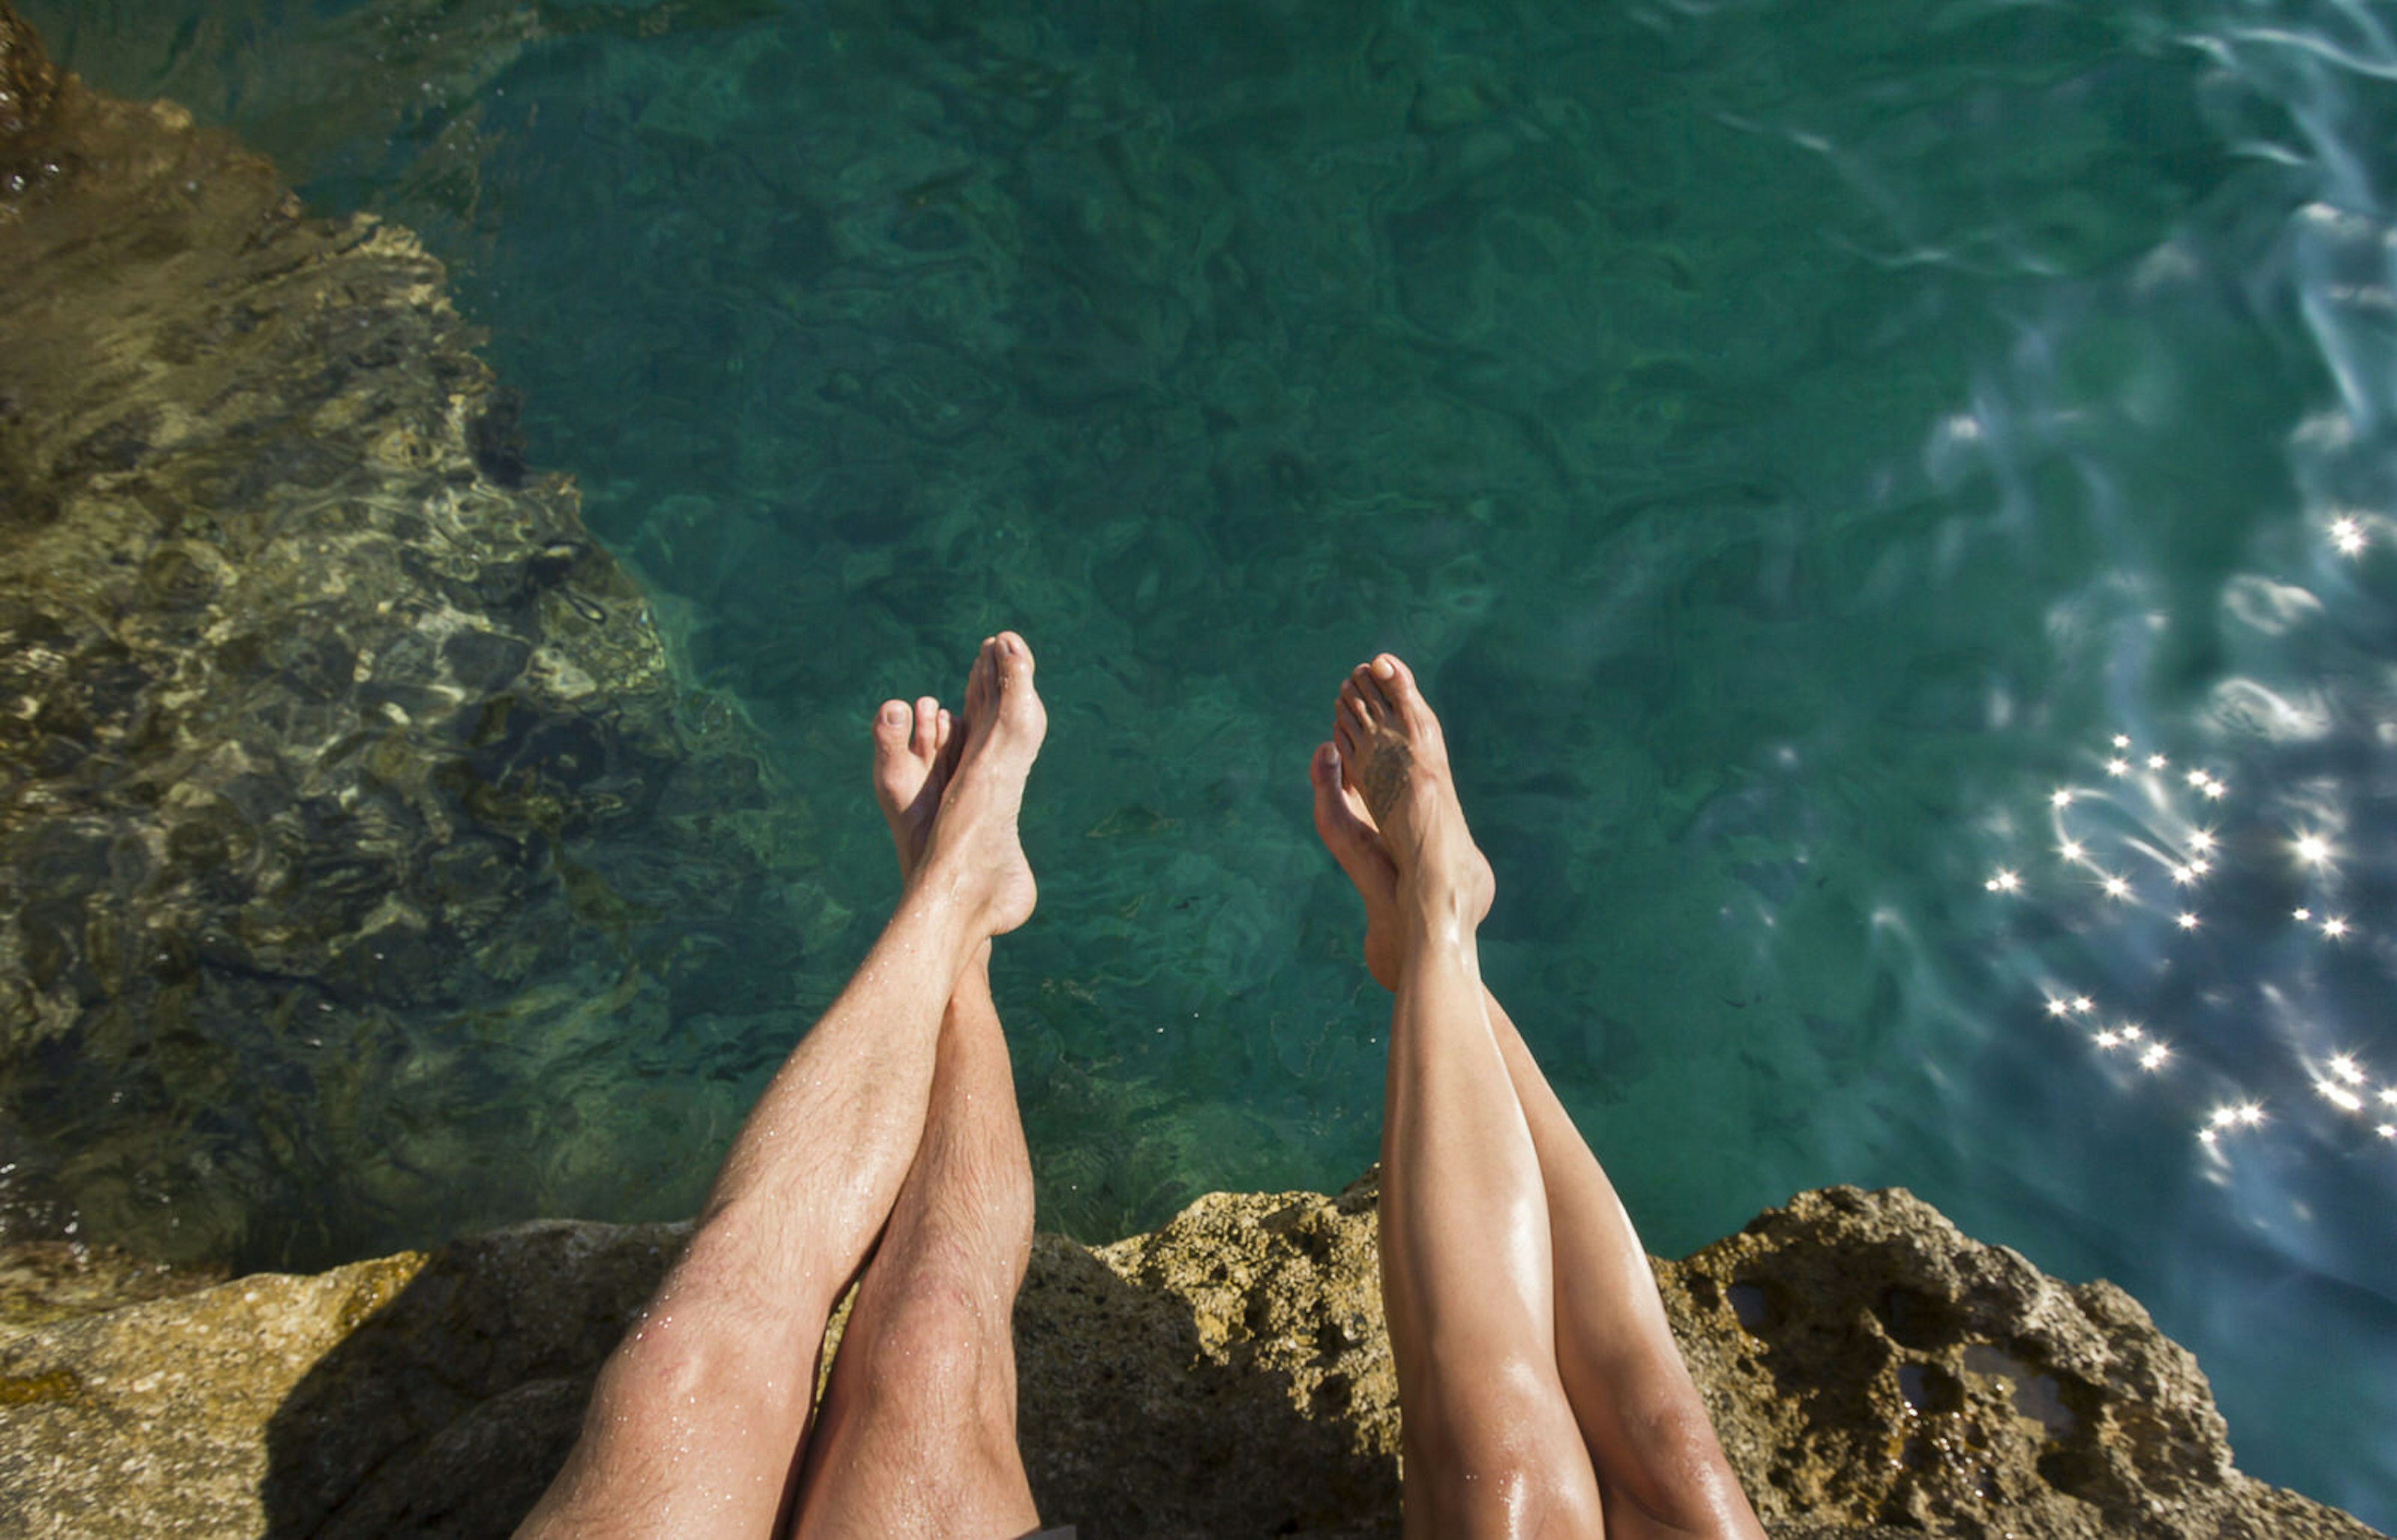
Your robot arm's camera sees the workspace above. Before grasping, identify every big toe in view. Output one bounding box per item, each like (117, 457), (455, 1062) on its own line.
(989, 632), (1046, 738)
(872, 698), (936, 806)
(871, 699), (914, 773)
(1368, 654), (1437, 734)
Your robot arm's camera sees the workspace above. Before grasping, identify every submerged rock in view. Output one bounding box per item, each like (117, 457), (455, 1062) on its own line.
(0, 1184), (2379, 1539)
(0, 2), (820, 1268)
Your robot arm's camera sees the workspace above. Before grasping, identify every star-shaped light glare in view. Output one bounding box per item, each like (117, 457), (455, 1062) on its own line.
(1986, 868), (2021, 893)
(2175, 911), (2200, 931)
(2295, 833), (2332, 866)
(2332, 514), (2367, 556)
(2321, 916), (2350, 939)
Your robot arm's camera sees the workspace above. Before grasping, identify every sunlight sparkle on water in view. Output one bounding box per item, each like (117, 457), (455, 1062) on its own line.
(2331, 514), (2367, 556)
(1990, 728), (2393, 1169)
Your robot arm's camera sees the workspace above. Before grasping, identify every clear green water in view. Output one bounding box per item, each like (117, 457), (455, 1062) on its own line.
(22, 0), (2397, 1524)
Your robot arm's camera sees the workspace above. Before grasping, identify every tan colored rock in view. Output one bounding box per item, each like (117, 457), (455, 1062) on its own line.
(0, 1185), (2383, 1540)
(1657, 1185), (2382, 1539)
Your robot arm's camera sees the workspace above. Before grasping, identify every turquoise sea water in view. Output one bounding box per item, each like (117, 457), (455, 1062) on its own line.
(20, 0), (2397, 1524)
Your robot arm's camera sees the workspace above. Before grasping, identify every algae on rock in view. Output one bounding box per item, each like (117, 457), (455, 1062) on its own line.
(0, 0), (821, 1270)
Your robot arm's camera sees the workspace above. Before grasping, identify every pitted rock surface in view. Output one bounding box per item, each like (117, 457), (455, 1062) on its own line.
(1657, 1185), (2380, 1539)
(0, 1185), (2381, 1539)
(0, 1), (819, 1269)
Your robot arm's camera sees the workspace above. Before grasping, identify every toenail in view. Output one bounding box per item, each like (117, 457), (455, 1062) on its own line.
(881, 702), (908, 725)
(1373, 657), (1396, 678)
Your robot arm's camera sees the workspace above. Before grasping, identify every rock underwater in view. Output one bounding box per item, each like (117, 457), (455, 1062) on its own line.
(0, 1180), (2381, 1539)
(0, 1), (830, 1270)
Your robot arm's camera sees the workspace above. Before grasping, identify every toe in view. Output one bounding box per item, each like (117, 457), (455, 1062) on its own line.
(911, 696), (941, 760)
(1373, 654), (1436, 734)
(993, 630), (1037, 702)
(964, 637), (998, 720)
(873, 699), (913, 757)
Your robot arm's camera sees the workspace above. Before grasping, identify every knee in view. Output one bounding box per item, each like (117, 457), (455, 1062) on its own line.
(588, 1303), (811, 1440)
(845, 1270), (1019, 1425)
(1404, 1361), (1602, 1534)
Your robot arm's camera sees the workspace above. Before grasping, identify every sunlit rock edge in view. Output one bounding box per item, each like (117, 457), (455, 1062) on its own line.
(0, 1180), (2379, 1539)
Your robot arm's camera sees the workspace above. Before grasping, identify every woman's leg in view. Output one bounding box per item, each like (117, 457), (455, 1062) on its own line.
(1311, 697), (1765, 1540)
(1335, 655), (1603, 1539)
(514, 635), (1046, 1540)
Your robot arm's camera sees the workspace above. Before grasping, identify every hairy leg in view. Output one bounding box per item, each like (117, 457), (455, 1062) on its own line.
(516, 634), (1046, 1540)
(1335, 656), (1603, 1540)
(786, 692), (1042, 1539)
(1311, 739), (1765, 1540)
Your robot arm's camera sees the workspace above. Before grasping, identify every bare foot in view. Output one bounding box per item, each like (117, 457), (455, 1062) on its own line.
(913, 632), (1046, 939)
(1310, 741), (1492, 990)
(1331, 655), (1493, 958)
(871, 694), (954, 880)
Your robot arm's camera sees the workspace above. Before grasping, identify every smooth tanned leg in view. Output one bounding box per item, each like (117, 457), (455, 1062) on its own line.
(1312, 665), (1767, 1540)
(514, 634), (1046, 1540)
(1334, 656), (1602, 1539)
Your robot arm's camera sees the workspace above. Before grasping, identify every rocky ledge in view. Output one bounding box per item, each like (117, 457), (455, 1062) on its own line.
(0, 1182), (2381, 1539)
